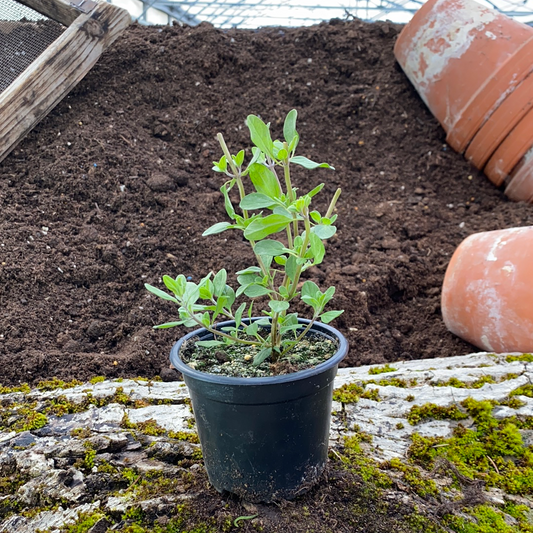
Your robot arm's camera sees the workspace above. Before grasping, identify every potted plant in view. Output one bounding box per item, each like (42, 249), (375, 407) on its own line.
(145, 109), (348, 502)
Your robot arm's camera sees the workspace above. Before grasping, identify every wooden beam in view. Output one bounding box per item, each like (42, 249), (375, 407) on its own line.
(0, 1), (131, 164)
(16, 0), (82, 27)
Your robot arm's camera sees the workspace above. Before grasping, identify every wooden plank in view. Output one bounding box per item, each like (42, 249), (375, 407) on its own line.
(0, 1), (131, 164)
(16, 0), (81, 27)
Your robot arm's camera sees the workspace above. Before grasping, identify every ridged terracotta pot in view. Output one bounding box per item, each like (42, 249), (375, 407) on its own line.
(465, 70), (533, 171)
(505, 148), (533, 203)
(484, 107), (533, 187)
(442, 227), (533, 353)
(394, 0), (533, 154)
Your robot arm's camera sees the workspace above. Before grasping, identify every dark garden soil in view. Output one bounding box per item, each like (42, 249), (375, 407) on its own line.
(1, 18), (533, 388)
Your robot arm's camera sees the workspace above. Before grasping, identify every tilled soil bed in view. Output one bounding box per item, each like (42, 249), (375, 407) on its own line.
(1, 18), (532, 387)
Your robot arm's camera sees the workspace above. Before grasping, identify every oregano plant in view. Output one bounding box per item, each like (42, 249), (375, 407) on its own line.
(145, 109), (343, 367)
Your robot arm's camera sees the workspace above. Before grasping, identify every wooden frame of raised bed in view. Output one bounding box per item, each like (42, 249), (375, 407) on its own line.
(0, 0), (131, 163)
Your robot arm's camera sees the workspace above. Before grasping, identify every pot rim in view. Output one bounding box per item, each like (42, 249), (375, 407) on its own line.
(169, 317), (348, 386)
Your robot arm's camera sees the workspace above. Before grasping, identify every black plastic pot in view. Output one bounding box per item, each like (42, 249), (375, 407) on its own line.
(169, 318), (348, 502)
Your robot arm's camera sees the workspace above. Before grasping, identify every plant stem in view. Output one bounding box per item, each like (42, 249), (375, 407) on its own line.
(186, 307), (257, 346)
(326, 188), (342, 218)
(279, 316), (319, 358)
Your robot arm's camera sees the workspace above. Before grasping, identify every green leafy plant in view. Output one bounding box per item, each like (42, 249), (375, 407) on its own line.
(145, 109), (343, 366)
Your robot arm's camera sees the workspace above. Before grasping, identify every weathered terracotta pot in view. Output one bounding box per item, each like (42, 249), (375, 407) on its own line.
(505, 148), (533, 203)
(394, 0), (533, 153)
(465, 70), (533, 171)
(484, 107), (533, 187)
(442, 227), (533, 353)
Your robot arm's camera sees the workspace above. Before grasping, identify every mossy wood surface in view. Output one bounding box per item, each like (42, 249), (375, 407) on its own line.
(0, 0), (130, 164)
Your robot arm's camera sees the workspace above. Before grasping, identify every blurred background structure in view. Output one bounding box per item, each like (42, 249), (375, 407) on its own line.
(109, 0), (533, 27)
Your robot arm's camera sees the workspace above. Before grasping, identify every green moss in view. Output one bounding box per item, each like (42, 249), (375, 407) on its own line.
(396, 422), (405, 430)
(443, 504), (533, 533)
(62, 511), (106, 532)
(333, 383), (364, 403)
(368, 364), (397, 375)
(506, 354), (533, 363)
(36, 378), (84, 391)
(337, 435), (392, 488)
(435, 376), (499, 389)
(82, 442), (97, 470)
(510, 384), (533, 398)
(407, 403), (469, 425)
(89, 376), (106, 384)
(0, 402), (48, 432)
(501, 397), (527, 409)
(407, 398), (533, 496)
(363, 377), (418, 388)
(406, 394), (415, 402)
(70, 427), (92, 439)
(167, 431), (200, 444)
(385, 457), (439, 497)
(136, 419), (166, 436)
(0, 383), (31, 394)
(333, 383), (381, 403)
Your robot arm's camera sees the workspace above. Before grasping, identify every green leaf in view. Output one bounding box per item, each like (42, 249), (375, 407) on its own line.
(274, 255), (287, 266)
(213, 269), (227, 297)
(183, 282), (200, 306)
(320, 310), (344, 324)
(309, 233), (325, 265)
(221, 183), (236, 220)
(223, 285), (236, 309)
(153, 321), (183, 329)
(244, 284), (271, 298)
(308, 183), (325, 197)
(301, 280), (321, 299)
(212, 155), (227, 173)
(236, 266), (262, 276)
(285, 255), (297, 281)
(201, 312), (211, 327)
(145, 284), (178, 303)
(278, 285), (289, 298)
(253, 347), (272, 366)
(244, 214), (292, 241)
(202, 222), (233, 236)
(196, 340), (226, 347)
(254, 240), (286, 257)
(234, 302), (246, 329)
(310, 211), (321, 224)
(272, 205), (292, 218)
(234, 150), (245, 167)
(290, 156), (334, 170)
(283, 109), (298, 146)
(312, 225), (337, 239)
(246, 115), (274, 158)
(269, 300), (290, 314)
(248, 163), (281, 198)
(245, 321), (259, 336)
(240, 193), (276, 210)
(277, 148), (288, 160)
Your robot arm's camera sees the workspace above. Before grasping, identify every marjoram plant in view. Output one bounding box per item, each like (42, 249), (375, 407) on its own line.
(145, 109), (343, 368)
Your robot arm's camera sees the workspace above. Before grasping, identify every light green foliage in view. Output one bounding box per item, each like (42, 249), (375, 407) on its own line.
(407, 398), (533, 496)
(368, 364), (397, 375)
(333, 383), (381, 403)
(407, 403), (469, 425)
(506, 354), (533, 363)
(145, 110), (343, 365)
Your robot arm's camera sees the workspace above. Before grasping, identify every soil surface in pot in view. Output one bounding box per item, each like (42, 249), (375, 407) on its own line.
(1, 18), (533, 389)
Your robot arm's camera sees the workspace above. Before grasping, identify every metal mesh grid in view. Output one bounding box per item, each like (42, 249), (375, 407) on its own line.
(124, 0), (533, 27)
(0, 0), (65, 94)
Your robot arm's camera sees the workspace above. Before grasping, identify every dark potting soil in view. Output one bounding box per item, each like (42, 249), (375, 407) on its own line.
(1, 19), (533, 388)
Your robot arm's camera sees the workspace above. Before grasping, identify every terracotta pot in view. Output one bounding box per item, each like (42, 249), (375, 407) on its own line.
(505, 148), (533, 202)
(484, 106), (533, 186)
(394, 0), (533, 153)
(442, 227), (533, 353)
(465, 69), (533, 170)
